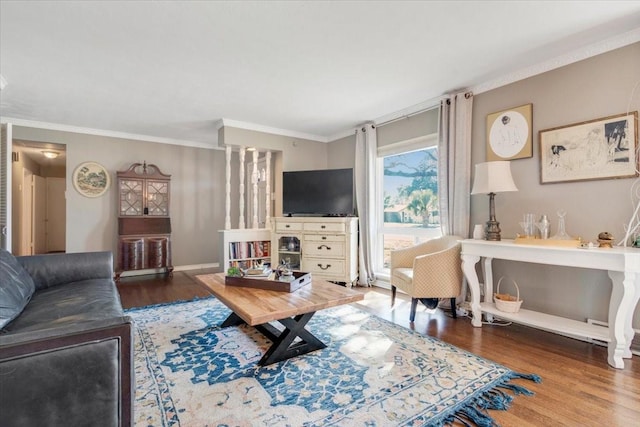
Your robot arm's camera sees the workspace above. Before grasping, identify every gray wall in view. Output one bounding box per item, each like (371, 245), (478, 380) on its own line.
(327, 134), (356, 168)
(471, 42), (640, 328)
(377, 108), (439, 147)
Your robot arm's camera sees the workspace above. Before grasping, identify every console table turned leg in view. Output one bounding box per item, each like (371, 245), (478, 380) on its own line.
(607, 270), (640, 369)
(461, 253), (482, 327)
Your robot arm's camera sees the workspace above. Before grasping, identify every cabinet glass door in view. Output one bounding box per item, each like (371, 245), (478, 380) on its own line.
(119, 178), (143, 216)
(278, 236), (300, 269)
(146, 180), (169, 216)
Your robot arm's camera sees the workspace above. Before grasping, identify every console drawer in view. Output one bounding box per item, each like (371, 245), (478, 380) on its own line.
(303, 222), (345, 233)
(303, 258), (346, 276)
(305, 234), (343, 243)
(303, 241), (345, 258)
(275, 222), (303, 232)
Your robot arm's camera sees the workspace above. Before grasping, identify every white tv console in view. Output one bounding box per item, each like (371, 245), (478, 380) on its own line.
(271, 217), (358, 286)
(460, 239), (640, 369)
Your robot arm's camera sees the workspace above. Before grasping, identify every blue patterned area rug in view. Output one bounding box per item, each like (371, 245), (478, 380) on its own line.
(126, 297), (540, 426)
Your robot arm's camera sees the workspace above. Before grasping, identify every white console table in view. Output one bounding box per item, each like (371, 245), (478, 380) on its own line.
(460, 239), (640, 369)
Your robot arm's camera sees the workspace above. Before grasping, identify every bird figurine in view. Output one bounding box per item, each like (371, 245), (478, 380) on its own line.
(597, 232), (614, 248)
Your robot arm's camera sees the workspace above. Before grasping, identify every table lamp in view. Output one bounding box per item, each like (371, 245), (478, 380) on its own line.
(471, 161), (518, 241)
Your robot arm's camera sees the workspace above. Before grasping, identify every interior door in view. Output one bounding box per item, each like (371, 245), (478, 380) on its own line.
(0, 123), (12, 251)
(21, 169), (33, 255)
(46, 177), (66, 252)
(32, 175), (46, 254)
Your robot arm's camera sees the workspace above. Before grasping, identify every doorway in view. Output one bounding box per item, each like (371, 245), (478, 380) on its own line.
(13, 140), (66, 254)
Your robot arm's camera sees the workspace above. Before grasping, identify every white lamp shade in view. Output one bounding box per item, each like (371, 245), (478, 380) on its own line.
(471, 161), (518, 194)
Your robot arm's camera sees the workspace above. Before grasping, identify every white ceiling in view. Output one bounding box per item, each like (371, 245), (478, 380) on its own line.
(1, 1), (640, 148)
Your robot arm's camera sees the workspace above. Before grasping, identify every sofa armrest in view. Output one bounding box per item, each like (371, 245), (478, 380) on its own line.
(17, 251), (114, 290)
(0, 316), (134, 427)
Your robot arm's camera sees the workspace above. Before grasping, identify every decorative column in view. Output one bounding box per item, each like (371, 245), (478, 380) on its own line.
(264, 151), (271, 229)
(224, 146), (231, 230)
(238, 147), (245, 229)
(252, 150), (259, 229)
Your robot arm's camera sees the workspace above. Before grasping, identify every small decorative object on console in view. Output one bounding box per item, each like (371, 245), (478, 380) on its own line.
(494, 277), (523, 313)
(550, 209), (573, 240)
(536, 214), (550, 239)
(597, 232), (614, 248)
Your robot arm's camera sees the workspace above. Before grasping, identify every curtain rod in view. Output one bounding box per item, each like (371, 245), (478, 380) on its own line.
(374, 95), (449, 129)
(357, 91), (471, 132)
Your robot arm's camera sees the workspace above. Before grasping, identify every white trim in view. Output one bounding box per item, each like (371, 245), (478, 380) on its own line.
(472, 27), (640, 96)
(174, 262), (219, 272)
(0, 117), (223, 150)
(221, 118), (328, 143)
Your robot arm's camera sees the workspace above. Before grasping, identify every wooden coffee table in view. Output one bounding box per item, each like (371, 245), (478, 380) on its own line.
(195, 273), (364, 366)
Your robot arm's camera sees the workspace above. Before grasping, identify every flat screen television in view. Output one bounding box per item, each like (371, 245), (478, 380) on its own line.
(283, 168), (354, 216)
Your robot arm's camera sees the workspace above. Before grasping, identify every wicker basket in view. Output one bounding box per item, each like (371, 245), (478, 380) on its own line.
(494, 277), (523, 313)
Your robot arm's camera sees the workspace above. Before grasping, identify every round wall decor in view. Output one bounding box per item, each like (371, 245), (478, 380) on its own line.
(73, 161), (111, 197)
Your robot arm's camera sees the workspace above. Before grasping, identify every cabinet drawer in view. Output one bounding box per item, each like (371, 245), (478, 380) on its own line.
(276, 222), (303, 232)
(303, 222), (345, 233)
(305, 234), (343, 243)
(303, 259), (346, 276)
(303, 241), (345, 258)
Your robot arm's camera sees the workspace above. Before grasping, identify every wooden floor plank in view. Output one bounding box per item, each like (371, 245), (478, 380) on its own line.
(117, 269), (640, 427)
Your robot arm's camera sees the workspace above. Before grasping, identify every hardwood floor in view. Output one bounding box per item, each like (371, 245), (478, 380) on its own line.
(117, 270), (640, 427)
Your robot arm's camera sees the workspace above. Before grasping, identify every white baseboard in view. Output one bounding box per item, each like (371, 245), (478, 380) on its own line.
(174, 262), (219, 272)
(587, 318), (640, 356)
(118, 263), (219, 278)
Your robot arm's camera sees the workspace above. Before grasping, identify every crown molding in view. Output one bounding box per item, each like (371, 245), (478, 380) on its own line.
(471, 27), (640, 95)
(220, 118), (328, 143)
(0, 117), (222, 149)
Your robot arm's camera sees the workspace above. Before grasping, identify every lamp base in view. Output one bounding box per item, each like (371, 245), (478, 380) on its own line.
(485, 220), (501, 241)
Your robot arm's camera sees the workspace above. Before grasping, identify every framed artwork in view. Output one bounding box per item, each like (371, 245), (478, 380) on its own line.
(73, 161), (111, 197)
(486, 103), (533, 161)
(539, 111), (638, 184)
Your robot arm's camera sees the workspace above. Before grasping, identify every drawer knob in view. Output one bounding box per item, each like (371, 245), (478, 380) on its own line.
(321, 225), (326, 229)
(285, 225), (290, 228)
(322, 236), (327, 240)
(317, 263), (331, 270)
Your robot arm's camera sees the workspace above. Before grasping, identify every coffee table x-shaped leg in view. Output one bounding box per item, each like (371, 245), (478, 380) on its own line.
(221, 311), (327, 366)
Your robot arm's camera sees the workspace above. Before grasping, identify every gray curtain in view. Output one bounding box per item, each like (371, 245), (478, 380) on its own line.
(354, 123), (377, 286)
(438, 91), (473, 238)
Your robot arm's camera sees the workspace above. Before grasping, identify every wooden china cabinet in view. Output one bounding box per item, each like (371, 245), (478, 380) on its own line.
(115, 162), (173, 279)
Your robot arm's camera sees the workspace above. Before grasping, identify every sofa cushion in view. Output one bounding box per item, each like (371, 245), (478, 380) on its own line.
(0, 249), (36, 329)
(3, 278), (124, 333)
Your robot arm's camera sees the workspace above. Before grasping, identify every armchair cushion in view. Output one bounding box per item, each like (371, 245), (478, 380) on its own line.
(0, 249), (36, 328)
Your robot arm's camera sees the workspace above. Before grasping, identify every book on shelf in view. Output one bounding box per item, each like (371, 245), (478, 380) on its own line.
(229, 241), (271, 261)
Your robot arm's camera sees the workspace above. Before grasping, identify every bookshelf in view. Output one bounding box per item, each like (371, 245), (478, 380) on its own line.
(220, 228), (271, 271)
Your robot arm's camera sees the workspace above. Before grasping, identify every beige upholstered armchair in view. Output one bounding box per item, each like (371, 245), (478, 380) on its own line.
(390, 235), (463, 322)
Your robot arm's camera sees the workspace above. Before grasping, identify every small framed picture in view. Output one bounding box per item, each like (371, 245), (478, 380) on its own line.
(73, 161), (111, 197)
(486, 103), (533, 161)
(539, 111), (638, 184)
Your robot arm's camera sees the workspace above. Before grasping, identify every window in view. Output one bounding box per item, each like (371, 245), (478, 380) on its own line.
(375, 135), (441, 273)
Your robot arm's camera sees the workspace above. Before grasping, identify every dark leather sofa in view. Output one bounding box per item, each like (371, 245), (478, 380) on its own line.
(0, 250), (133, 427)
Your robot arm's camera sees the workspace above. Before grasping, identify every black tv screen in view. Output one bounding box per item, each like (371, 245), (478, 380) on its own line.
(283, 168), (354, 216)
